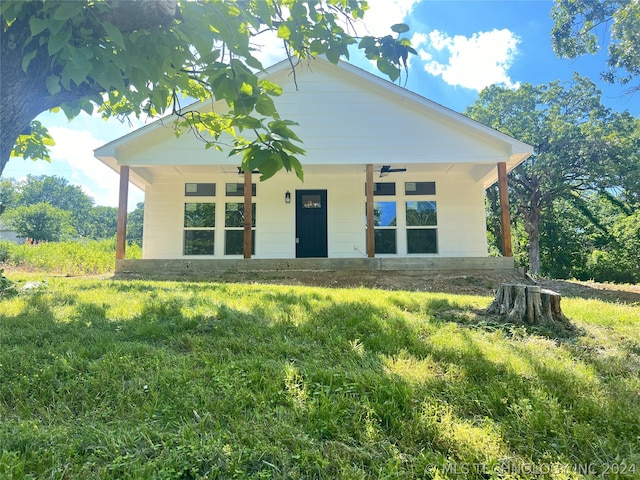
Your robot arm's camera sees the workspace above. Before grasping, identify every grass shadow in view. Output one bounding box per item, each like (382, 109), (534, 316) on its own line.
(1, 281), (638, 478)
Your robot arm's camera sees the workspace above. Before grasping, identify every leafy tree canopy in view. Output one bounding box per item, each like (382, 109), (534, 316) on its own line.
(3, 202), (76, 242)
(3, 175), (122, 239)
(16, 175), (94, 235)
(551, 0), (640, 92)
(466, 74), (638, 274)
(1, 0), (415, 179)
(86, 206), (118, 240)
(126, 202), (145, 245)
(0, 179), (18, 213)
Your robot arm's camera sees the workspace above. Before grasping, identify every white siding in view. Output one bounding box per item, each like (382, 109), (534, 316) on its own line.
(142, 170), (487, 259)
(117, 61), (511, 169)
(96, 58), (530, 260)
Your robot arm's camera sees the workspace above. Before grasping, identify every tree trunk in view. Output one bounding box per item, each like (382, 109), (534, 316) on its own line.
(486, 185), (503, 253)
(524, 200), (541, 275)
(486, 283), (572, 329)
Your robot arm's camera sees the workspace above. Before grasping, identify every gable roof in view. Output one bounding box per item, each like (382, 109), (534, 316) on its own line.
(95, 57), (533, 189)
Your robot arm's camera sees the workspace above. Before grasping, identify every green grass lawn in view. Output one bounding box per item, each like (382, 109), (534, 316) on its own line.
(1, 275), (639, 479)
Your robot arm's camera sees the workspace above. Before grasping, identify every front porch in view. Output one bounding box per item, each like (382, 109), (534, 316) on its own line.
(114, 256), (515, 281)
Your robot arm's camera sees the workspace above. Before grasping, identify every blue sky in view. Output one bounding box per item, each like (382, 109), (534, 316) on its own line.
(2, 0), (637, 209)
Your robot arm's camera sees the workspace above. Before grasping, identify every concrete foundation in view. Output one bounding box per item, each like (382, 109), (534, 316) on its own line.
(115, 257), (515, 280)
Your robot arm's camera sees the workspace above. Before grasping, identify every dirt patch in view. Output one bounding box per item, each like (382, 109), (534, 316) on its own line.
(259, 271), (523, 295)
(218, 270), (640, 304)
(536, 278), (640, 305)
(5, 264), (639, 304)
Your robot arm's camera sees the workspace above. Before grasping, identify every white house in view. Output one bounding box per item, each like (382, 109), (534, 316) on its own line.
(94, 58), (532, 277)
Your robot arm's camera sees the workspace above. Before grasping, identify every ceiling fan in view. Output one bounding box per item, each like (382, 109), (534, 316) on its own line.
(379, 165), (407, 177)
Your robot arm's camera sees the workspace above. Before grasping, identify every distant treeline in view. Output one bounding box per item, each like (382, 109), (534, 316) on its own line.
(0, 175), (143, 244)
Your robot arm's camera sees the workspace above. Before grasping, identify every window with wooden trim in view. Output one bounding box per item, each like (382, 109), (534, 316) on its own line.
(224, 202), (256, 255)
(225, 183), (256, 197)
(364, 182), (396, 196)
(365, 182), (398, 254)
(406, 201), (437, 253)
(185, 183), (216, 196)
(366, 201), (397, 254)
(405, 181), (436, 196)
(183, 203), (215, 255)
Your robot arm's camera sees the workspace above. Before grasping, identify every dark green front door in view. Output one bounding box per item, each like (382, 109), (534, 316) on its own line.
(296, 190), (327, 258)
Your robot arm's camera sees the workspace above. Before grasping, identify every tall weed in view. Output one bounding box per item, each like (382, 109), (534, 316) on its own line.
(0, 239), (141, 275)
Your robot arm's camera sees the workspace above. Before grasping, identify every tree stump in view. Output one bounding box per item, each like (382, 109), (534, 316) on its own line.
(486, 284), (570, 327)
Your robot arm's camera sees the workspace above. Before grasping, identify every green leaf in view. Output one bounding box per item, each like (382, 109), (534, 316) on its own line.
(28, 17), (49, 36)
(244, 55), (264, 71)
(45, 75), (61, 95)
(245, 147), (271, 170)
(52, 2), (84, 21)
(278, 140), (305, 155)
(326, 45), (341, 64)
(269, 120), (302, 142)
(277, 24), (291, 40)
(290, 156), (304, 181)
(391, 23), (410, 34)
(21, 50), (38, 73)
(80, 100), (94, 116)
(260, 81), (282, 96)
(255, 95), (277, 117)
(257, 156), (281, 181)
(101, 21), (126, 49)
(48, 27), (72, 56)
(376, 58), (400, 82)
(62, 47), (94, 87)
(358, 36), (376, 49)
(232, 116), (263, 130)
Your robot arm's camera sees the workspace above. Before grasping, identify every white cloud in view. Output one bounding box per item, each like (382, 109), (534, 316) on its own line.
(358, 0), (420, 35)
(412, 28), (521, 91)
(47, 126), (122, 207)
(251, 30), (287, 67)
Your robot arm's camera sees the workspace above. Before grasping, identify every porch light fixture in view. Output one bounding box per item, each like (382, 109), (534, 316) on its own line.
(380, 165), (407, 177)
(285, 191), (291, 203)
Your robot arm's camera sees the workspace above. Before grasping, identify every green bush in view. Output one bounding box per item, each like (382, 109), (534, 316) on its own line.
(0, 268), (16, 297)
(0, 241), (10, 263)
(580, 249), (639, 284)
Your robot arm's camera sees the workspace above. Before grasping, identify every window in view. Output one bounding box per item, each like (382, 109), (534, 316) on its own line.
(225, 183), (256, 197)
(301, 194), (322, 209)
(184, 203), (215, 255)
(405, 181), (436, 196)
(364, 182), (396, 196)
(185, 183), (216, 196)
(184, 230), (215, 255)
(365, 183), (398, 254)
(406, 201), (437, 253)
(366, 201), (397, 254)
(225, 202), (256, 255)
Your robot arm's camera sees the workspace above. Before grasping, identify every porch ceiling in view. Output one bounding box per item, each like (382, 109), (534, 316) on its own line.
(127, 162), (499, 190)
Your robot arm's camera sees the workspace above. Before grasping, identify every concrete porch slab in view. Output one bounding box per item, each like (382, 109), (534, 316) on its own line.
(115, 257), (514, 280)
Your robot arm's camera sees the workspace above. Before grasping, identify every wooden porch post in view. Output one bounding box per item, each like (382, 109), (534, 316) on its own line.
(116, 165), (130, 260)
(243, 169), (252, 259)
(497, 162), (513, 257)
(365, 164), (375, 258)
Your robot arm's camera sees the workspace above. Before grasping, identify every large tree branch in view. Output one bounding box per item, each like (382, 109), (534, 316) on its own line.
(1, 0), (182, 174)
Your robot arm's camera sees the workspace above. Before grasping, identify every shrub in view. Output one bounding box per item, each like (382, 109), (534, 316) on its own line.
(0, 241), (11, 263)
